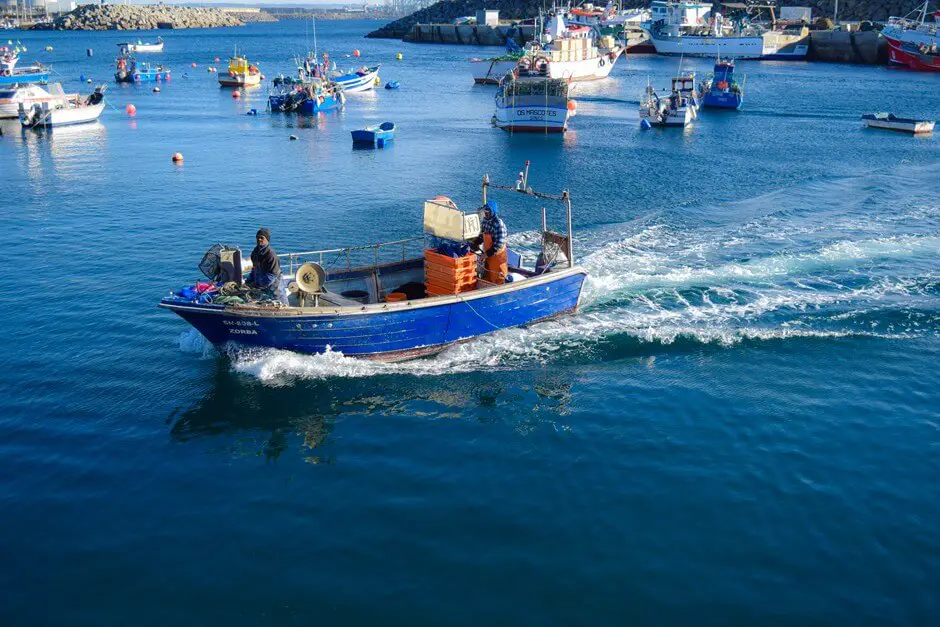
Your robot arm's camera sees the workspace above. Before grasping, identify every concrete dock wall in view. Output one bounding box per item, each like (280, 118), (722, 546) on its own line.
(403, 23), (535, 45)
(808, 30), (887, 64)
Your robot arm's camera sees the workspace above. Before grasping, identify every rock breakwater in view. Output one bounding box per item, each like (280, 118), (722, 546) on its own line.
(35, 4), (252, 31)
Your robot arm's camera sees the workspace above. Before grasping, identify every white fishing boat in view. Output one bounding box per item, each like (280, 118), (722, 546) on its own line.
(117, 37), (164, 53)
(494, 58), (572, 133)
(0, 83), (76, 119)
(862, 113), (935, 135)
(472, 12), (623, 84)
(644, 1), (808, 60)
(19, 86), (106, 128)
(639, 77), (693, 127)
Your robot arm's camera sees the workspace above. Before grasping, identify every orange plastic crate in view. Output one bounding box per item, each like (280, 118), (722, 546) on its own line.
(424, 249), (477, 270)
(426, 283), (477, 296)
(425, 274), (477, 293)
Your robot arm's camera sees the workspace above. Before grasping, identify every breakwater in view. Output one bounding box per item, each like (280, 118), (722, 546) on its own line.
(33, 4), (267, 31)
(367, 0), (927, 39)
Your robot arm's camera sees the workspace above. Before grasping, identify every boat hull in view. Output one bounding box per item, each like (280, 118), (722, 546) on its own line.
(885, 37), (940, 72)
(334, 66), (380, 92)
(160, 267), (587, 360)
(20, 102), (104, 128)
(115, 69), (171, 83)
(219, 74), (262, 87)
(701, 91), (742, 109)
(0, 71), (49, 86)
(649, 32), (808, 60)
(494, 99), (569, 133)
(862, 116), (935, 134)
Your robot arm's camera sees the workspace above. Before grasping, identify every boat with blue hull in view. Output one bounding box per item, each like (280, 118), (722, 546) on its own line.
(351, 121), (395, 147)
(0, 52), (48, 85)
(115, 55), (170, 83)
(698, 58), (743, 109)
(269, 75), (344, 113)
(160, 167), (587, 361)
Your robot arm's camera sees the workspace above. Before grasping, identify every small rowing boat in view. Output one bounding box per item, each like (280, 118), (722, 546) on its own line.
(861, 112), (935, 134)
(351, 121), (395, 146)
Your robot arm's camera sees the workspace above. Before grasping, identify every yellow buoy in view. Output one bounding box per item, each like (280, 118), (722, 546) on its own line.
(396, 53), (403, 60)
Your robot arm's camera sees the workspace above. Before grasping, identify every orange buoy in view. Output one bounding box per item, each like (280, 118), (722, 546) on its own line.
(125, 103), (136, 116)
(567, 99), (577, 112)
(232, 90), (241, 99)
(353, 49), (361, 57)
(191, 62), (197, 68)
(172, 152), (184, 163)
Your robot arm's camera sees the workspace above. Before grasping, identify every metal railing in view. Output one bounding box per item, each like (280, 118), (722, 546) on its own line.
(278, 236), (426, 276)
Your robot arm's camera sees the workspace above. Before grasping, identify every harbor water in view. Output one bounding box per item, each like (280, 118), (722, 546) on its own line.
(2, 20), (939, 625)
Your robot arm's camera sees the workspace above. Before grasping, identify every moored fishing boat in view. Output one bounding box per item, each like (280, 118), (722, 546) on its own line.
(494, 58), (572, 133)
(159, 164), (588, 361)
(115, 54), (170, 82)
(0, 49), (49, 86)
(698, 57), (743, 109)
(861, 113), (935, 134)
(882, 2), (940, 72)
(471, 12), (622, 84)
(268, 75), (344, 113)
(19, 85), (105, 128)
(332, 64), (380, 92)
(0, 82), (76, 119)
(116, 37), (164, 53)
(218, 55), (262, 88)
(644, 0), (809, 59)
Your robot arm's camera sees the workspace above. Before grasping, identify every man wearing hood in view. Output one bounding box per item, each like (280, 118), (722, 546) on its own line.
(478, 201), (508, 284)
(247, 228), (288, 304)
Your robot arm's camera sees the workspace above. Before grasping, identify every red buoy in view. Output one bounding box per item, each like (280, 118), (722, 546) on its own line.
(125, 103), (136, 116)
(353, 49), (361, 57)
(232, 89), (241, 99)
(172, 152), (184, 163)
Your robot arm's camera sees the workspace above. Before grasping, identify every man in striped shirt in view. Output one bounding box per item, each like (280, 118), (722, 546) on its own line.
(479, 201), (508, 284)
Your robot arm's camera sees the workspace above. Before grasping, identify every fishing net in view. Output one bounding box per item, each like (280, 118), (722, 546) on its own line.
(198, 243), (224, 280)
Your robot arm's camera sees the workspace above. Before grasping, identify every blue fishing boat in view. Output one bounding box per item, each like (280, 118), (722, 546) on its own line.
(332, 64), (380, 92)
(698, 58), (744, 110)
(159, 164), (588, 362)
(351, 121), (395, 147)
(0, 52), (48, 85)
(268, 75), (344, 114)
(114, 54), (171, 83)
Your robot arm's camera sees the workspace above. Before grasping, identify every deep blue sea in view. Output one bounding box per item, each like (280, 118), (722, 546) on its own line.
(2, 19), (939, 625)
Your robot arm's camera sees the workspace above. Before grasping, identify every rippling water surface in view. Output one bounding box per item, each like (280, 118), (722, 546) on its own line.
(2, 20), (939, 625)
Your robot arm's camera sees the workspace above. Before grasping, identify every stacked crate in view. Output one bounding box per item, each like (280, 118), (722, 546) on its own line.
(424, 249), (478, 296)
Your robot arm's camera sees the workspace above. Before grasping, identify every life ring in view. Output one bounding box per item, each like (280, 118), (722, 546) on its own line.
(534, 56), (549, 73)
(599, 57), (606, 67)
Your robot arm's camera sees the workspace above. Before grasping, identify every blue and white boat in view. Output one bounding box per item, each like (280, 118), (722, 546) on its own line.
(114, 55), (171, 83)
(159, 165), (588, 361)
(332, 64), (380, 92)
(351, 121), (395, 147)
(268, 75), (344, 114)
(0, 52), (48, 85)
(698, 58), (743, 109)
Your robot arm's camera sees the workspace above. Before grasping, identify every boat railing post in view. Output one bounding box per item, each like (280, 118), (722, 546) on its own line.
(542, 207), (547, 235)
(346, 248), (351, 270)
(482, 173), (489, 205)
(374, 244), (379, 268)
(564, 190), (573, 267)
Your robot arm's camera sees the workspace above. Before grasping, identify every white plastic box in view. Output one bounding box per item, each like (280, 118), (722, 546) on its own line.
(423, 198), (482, 242)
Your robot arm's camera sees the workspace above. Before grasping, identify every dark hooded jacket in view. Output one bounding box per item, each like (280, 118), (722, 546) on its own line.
(249, 244), (281, 289)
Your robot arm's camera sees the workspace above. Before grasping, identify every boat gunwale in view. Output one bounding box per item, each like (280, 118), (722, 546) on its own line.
(158, 265), (588, 319)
